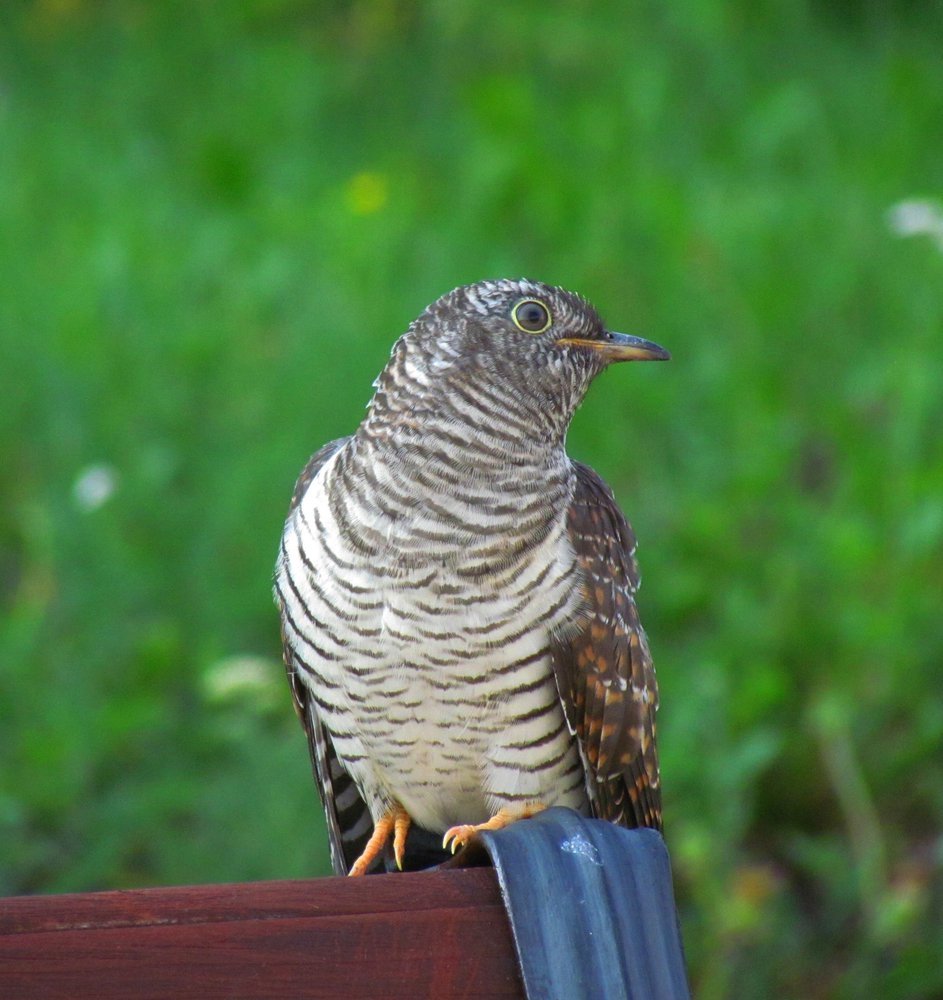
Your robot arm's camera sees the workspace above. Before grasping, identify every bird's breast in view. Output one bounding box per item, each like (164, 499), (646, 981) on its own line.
(277, 450), (589, 828)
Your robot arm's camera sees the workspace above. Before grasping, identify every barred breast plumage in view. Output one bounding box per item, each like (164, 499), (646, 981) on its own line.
(275, 278), (670, 876)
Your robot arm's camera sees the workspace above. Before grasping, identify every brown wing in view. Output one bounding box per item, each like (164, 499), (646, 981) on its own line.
(278, 437), (375, 875)
(551, 462), (662, 831)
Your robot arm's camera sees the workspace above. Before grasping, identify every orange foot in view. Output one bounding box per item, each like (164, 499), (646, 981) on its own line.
(348, 803), (412, 877)
(442, 803), (548, 855)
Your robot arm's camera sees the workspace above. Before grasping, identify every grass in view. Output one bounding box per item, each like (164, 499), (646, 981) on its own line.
(1, 1), (942, 995)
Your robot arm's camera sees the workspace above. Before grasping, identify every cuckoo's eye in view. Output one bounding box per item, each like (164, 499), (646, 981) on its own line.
(511, 299), (552, 334)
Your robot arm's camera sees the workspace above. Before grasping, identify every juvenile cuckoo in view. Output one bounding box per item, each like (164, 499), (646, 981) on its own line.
(275, 279), (669, 876)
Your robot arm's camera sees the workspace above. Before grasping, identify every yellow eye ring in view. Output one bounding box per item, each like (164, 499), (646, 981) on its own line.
(511, 299), (552, 334)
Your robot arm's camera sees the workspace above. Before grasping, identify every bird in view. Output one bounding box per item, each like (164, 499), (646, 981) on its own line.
(274, 278), (669, 877)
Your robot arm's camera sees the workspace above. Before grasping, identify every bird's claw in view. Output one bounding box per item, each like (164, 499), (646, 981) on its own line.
(442, 824), (478, 855)
(348, 803), (412, 876)
(392, 807), (410, 870)
(441, 804), (549, 855)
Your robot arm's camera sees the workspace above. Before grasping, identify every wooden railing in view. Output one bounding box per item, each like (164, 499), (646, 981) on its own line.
(0, 868), (524, 999)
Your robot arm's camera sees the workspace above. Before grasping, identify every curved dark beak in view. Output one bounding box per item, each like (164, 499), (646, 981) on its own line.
(557, 332), (671, 362)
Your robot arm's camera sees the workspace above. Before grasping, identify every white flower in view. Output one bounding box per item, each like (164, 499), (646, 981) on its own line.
(72, 463), (118, 511)
(886, 199), (943, 249)
(202, 656), (281, 705)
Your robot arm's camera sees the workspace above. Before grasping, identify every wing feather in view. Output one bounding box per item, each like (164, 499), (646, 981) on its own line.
(551, 462), (662, 831)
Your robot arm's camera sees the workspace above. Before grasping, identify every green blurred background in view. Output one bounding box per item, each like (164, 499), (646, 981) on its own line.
(2, 1), (942, 995)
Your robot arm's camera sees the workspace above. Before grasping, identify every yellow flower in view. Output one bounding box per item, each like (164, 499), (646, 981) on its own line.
(344, 171), (389, 216)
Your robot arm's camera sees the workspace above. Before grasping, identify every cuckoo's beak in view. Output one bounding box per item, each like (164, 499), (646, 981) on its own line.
(557, 331), (671, 362)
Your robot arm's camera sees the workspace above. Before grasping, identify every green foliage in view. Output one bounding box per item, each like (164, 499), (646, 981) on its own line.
(1, 1), (942, 995)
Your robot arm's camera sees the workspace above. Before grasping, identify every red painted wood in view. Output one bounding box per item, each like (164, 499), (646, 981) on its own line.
(0, 868), (524, 999)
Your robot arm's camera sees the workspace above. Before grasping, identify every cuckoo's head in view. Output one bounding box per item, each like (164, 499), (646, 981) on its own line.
(411, 278), (668, 393)
(369, 279), (669, 445)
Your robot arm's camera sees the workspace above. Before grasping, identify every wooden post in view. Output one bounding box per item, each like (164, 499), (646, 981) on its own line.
(0, 869), (524, 999)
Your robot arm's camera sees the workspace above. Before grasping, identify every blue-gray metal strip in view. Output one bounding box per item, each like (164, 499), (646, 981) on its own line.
(477, 808), (689, 1000)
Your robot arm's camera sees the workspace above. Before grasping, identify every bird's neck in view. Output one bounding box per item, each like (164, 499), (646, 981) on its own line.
(322, 343), (587, 565)
(339, 409), (574, 566)
(359, 336), (587, 464)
